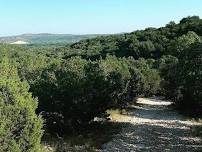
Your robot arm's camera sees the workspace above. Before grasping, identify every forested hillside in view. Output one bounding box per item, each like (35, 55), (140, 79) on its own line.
(0, 16), (202, 151)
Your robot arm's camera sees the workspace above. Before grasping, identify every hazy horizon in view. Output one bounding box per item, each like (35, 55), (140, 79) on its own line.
(0, 16), (199, 38)
(0, 33), (109, 37)
(0, 0), (202, 37)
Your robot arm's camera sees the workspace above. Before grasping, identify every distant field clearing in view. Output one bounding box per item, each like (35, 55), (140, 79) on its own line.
(10, 40), (29, 44)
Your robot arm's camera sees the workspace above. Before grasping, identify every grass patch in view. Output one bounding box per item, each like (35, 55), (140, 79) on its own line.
(106, 109), (128, 120)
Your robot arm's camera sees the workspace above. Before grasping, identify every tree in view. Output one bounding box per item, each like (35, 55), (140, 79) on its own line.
(0, 58), (43, 152)
(167, 31), (201, 57)
(176, 43), (202, 111)
(31, 56), (133, 131)
(126, 58), (161, 96)
(157, 55), (179, 98)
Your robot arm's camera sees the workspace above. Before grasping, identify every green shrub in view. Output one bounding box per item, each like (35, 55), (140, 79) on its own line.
(126, 57), (161, 96)
(31, 56), (132, 130)
(176, 43), (202, 110)
(0, 58), (43, 152)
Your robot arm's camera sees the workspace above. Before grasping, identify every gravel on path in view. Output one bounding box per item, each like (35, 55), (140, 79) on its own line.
(102, 97), (202, 152)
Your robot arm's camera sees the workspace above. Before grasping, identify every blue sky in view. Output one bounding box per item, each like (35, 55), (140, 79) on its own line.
(0, 0), (202, 36)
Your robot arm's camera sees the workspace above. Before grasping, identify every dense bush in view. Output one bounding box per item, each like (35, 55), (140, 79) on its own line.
(30, 56), (132, 130)
(27, 54), (161, 133)
(166, 31), (201, 57)
(159, 42), (202, 115)
(174, 43), (202, 112)
(0, 58), (43, 152)
(126, 58), (161, 96)
(157, 55), (179, 98)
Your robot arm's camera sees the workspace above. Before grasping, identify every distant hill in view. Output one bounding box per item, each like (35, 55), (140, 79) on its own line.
(0, 33), (104, 44)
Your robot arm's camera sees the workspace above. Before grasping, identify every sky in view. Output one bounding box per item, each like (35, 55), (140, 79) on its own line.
(0, 0), (202, 36)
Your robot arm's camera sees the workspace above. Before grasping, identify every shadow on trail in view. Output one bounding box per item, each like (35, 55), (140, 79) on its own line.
(103, 123), (202, 152)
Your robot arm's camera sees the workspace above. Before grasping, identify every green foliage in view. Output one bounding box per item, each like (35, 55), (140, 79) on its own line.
(167, 31), (201, 56)
(67, 16), (202, 60)
(160, 43), (202, 114)
(0, 58), (43, 152)
(175, 43), (202, 110)
(157, 55), (179, 97)
(31, 56), (133, 130)
(126, 58), (161, 96)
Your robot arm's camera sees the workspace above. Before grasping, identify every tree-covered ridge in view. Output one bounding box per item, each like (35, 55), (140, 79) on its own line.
(66, 16), (202, 60)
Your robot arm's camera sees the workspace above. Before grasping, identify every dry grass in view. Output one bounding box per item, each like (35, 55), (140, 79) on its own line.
(107, 109), (128, 120)
(40, 145), (55, 152)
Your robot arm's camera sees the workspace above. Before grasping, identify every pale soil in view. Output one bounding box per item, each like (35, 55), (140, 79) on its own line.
(102, 97), (202, 152)
(10, 40), (29, 44)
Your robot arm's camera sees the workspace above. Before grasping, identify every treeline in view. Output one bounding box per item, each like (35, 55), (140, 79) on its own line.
(0, 16), (202, 151)
(65, 16), (202, 59)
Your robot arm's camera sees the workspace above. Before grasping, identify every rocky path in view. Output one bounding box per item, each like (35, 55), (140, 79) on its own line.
(102, 97), (202, 152)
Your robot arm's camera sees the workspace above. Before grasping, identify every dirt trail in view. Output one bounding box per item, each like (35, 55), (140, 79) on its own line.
(102, 97), (202, 152)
